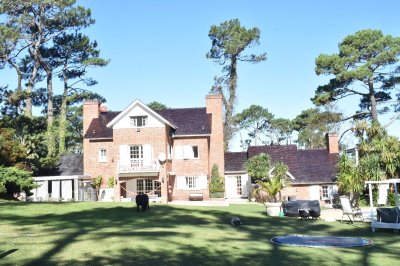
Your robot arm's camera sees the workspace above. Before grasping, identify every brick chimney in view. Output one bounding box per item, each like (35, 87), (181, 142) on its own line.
(326, 132), (339, 153)
(206, 94), (224, 174)
(83, 100), (100, 136)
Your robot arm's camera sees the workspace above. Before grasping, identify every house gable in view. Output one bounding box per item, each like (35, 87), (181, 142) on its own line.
(106, 100), (175, 129)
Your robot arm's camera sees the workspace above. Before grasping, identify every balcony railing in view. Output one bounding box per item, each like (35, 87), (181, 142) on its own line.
(118, 159), (160, 173)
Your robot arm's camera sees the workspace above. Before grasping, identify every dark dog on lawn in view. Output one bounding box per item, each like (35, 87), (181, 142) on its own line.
(231, 217), (242, 226)
(135, 193), (150, 212)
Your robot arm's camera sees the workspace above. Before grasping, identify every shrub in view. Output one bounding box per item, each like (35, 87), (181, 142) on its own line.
(209, 164), (224, 193)
(107, 176), (115, 188)
(0, 166), (37, 199)
(92, 175), (102, 199)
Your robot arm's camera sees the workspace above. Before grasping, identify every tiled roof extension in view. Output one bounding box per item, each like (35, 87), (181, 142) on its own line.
(225, 152), (248, 172)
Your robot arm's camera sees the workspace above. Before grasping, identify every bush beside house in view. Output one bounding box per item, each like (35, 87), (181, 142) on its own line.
(209, 164), (225, 198)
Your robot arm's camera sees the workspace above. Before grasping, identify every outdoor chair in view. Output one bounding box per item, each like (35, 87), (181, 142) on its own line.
(309, 209), (321, 219)
(298, 209), (310, 220)
(340, 196), (364, 223)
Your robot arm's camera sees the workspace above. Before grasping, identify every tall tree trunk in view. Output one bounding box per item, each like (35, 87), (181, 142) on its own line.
(10, 61), (22, 114)
(368, 77), (378, 123)
(59, 67), (68, 154)
(224, 56), (238, 150)
(46, 69), (56, 157)
(25, 60), (40, 117)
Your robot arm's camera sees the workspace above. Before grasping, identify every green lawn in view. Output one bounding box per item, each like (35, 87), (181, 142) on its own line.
(0, 202), (399, 266)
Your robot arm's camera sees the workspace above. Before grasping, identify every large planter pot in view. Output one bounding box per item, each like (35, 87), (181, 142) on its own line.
(265, 202), (282, 216)
(209, 192), (224, 198)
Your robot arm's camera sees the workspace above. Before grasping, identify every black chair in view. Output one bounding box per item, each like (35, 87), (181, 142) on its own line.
(309, 209), (321, 219)
(298, 209), (310, 220)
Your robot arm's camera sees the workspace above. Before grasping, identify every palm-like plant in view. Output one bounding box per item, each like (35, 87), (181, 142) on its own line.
(336, 154), (364, 198)
(246, 153), (290, 203)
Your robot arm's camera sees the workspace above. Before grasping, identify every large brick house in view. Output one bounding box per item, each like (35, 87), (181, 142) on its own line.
(83, 95), (224, 203)
(83, 94), (339, 205)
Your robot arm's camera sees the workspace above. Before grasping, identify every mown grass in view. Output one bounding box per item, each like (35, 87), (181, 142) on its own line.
(0, 202), (399, 265)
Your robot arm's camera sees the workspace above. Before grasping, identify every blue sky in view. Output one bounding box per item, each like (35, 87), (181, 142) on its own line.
(2, 0), (400, 150)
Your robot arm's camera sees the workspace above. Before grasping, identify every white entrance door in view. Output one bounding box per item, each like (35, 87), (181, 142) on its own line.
(225, 175), (247, 198)
(309, 185), (320, 201)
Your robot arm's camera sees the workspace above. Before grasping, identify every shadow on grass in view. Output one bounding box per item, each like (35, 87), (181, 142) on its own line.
(0, 249), (18, 259)
(0, 202), (399, 265)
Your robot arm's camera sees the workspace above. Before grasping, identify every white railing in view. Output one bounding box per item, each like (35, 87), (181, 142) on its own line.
(118, 159), (160, 173)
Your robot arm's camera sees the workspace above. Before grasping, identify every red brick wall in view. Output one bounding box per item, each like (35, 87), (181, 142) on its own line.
(206, 94), (224, 174)
(83, 139), (115, 187)
(83, 100), (99, 136)
(171, 136), (210, 200)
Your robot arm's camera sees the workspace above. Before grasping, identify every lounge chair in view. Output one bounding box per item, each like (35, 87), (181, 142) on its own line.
(340, 196), (364, 223)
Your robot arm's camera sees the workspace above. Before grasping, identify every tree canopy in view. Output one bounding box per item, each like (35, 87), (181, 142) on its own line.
(0, 0), (107, 174)
(147, 101), (167, 110)
(293, 108), (342, 149)
(313, 29), (400, 123)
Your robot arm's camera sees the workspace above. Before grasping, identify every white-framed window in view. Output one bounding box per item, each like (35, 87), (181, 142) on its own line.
(136, 179), (161, 197)
(176, 176), (207, 190)
(236, 176), (242, 195)
(130, 116), (147, 127)
(186, 176), (197, 189)
(130, 145), (143, 167)
(175, 145), (199, 159)
(99, 149), (107, 162)
(322, 185), (329, 199)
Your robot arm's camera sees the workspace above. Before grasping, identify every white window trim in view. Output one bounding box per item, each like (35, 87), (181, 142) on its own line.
(176, 176), (207, 190)
(321, 185), (332, 200)
(186, 176), (197, 189)
(130, 116), (148, 128)
(99, 149), (107, 163)
(179, 145), (200, 160)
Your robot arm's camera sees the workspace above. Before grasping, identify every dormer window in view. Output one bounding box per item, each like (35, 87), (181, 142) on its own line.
(130, 116), (147, 127)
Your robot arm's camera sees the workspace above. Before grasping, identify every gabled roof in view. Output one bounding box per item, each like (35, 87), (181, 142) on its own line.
(156, 108), (211, 136)
(225, 145), (339, 184)
(84, 105), (212, 139)
(106, 99), (176, 128)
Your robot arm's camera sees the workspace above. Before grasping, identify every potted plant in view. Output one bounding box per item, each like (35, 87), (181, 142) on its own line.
(209, 164), (225, 198)
(246, 153), (289, 216)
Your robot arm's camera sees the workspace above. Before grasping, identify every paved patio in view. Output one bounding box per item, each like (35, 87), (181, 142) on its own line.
(169, 200), (374, 223)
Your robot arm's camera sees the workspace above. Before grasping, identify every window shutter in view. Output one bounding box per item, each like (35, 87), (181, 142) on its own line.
(119, 145), (130, 166)
(198, 176), (208, 189)
(175, 145), (183, 159)
(143, 144), (152, 166)
(183, 145), (194, 159)
(176, 176), (186, 190)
